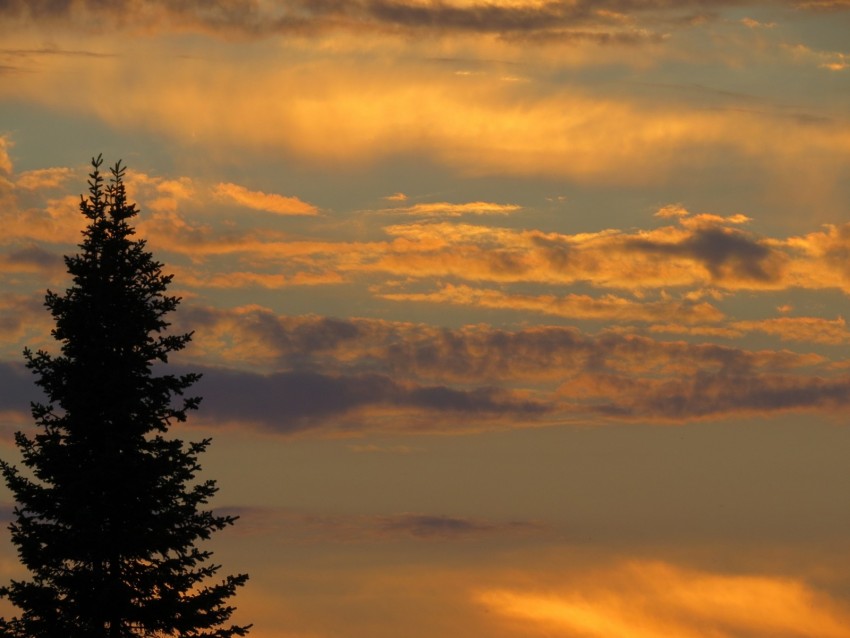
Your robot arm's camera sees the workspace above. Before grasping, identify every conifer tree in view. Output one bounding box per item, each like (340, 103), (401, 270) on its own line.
(0, 156), (249, 638)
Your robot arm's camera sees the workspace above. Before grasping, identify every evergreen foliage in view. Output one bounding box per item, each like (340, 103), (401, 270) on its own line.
(0, 156), (249, 638)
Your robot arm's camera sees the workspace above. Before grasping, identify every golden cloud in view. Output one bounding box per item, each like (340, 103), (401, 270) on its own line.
(125, 170), (195, 214)
(649, 315), (850, 345)
(0, 136), (12, 175)
(14, 167), (74, 191)
(386, 201), (522, 216)
(783, 42), (850, 71)
(740, 16), (777, 28)
(4, 34), (850, 185)
(477, 560), (850, 638)
(9, 159), (850, 366)
(173, 268), (344, 290)
(0, 194), (85, 246)
(214, 182), (319, 216)
(378, 283), (725, 324)
(370, 215), (789, 290)
(732, 316), (850, 345)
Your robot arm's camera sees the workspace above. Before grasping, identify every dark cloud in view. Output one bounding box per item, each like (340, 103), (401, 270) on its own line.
(183, 306), (816, 384)
(501, 28), (666, 46)
(216, 506), (545, 542)
(3, 244), (64, 270)
(4, 304), (849, 432)
(627, 226), (782, 284)
(0, 300), (48, 351)
(0, 47), (117, 58)
(0, 0), (248, 20)
(0, 0), (71, 18)
(685, 228), (776, 281)
(0, 0), (757, 42)
(195, 366), (551, 433)
(374, 513), (541, 539)
(578, 369), (850, 421)
(348, 0), (750, 36)
(173, 306), (850, 426)
(364, 0), (585, 33)
(0, 360), (41, 414)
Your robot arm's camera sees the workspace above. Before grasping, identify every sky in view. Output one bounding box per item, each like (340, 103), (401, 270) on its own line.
(1, 0), (850, 635)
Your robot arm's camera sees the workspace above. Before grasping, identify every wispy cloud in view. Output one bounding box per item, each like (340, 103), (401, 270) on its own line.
(385, 201), (521, 217)
(214, 182), (319, 216)
(194, 367), (551, 434)
(218, 506), (544, 543)
(560, 367), (850, 422)
(14, 167), (74, 191)
(0, 0), (735, 42)
(784, 43), (850, 71)
(6, 39), (848, 185)
(478, 560), (850, 638)
(656, 316), (850, 345)
(740, 16), (777, 28)
(374, 513), (542, 540)
(377, 283), (725, 324)
(795, 0), (850, 9)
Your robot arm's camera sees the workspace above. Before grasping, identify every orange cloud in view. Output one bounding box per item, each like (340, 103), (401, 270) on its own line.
(5, 33), (850, 186)
(477, 560), (850, 638)
(732, 316), (850, 345)
(647, 316), (850, 345)
(114, 204), (850, 301)
(214, 182), (318, 216)
(13, 193), (830, 300)
(0, 136), (12, 175)
(0, 193), (85, 246)
(14, 167), (74, 191)
(653, 203), (689, 218)
(125, 170), (195, 214)
(10, 162), (850, 367)
(378, 283), (724, 324)
(173, 268), (344, 290)
(784, 42), (850, 71)
(740, 16), (777, 28)
(176, 305), (850, 428)
(369, 215), (789, 291)
(387, 201), (522, 217)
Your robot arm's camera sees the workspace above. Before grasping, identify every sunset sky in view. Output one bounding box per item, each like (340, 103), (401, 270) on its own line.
(2, 0), (850, 636)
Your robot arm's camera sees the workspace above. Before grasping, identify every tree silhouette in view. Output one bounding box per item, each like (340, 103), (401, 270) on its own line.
(0, 156), (249, 638)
